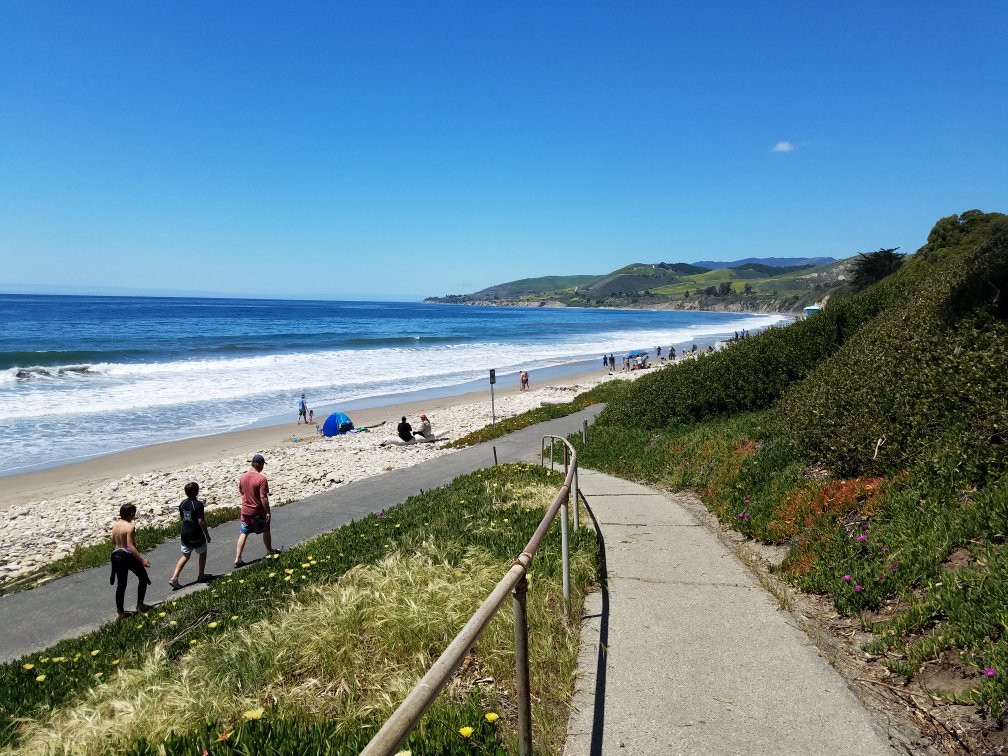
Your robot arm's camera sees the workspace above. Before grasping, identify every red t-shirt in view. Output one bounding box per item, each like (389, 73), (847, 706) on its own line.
(239, 469), (269, 516)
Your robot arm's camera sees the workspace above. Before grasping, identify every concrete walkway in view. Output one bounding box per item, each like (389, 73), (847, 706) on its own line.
(0, 406), (601, 662)
(564, 469), (896, 755)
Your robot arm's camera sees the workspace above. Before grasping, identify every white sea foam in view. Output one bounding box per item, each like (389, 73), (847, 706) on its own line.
(0, 313), (787, 424)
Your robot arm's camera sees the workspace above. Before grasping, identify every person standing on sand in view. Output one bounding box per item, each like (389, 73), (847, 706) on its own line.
(602, 354), (608, 372)
(234, 454), (277, 567)
(520, 370), (529, 391)
(168, 481), (211, 589)
(609, 354), (615, 373)
(297, 394), (308, 424)
(110, 504), (152, 619)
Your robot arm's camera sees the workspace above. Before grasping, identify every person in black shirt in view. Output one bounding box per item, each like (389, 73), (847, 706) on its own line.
(168, 482), (211, 589)
(397, 416), (414, 443)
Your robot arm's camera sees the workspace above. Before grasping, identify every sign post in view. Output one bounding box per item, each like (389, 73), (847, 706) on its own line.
(489, 369), (496, 424)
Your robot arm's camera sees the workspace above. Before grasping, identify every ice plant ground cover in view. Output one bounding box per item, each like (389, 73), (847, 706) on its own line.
(0, 464), (596, 754)
(572, 212), (1008, 736)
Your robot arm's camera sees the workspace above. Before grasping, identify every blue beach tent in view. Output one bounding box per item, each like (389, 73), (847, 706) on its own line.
(322, 412), (355, 437)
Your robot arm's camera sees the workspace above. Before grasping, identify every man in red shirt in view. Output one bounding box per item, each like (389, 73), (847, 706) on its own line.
(234, 453), (278, 567)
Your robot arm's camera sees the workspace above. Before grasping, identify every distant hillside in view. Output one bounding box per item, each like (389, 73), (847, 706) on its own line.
(425, 256), (853, 313)
(469, 275), (600, 300)
(692, 256), (836, 269)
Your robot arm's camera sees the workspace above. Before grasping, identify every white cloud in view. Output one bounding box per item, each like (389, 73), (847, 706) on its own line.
(772, 141), (797, 153)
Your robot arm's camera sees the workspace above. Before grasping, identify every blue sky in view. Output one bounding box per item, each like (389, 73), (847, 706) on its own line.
(1, 1), (1005, 300)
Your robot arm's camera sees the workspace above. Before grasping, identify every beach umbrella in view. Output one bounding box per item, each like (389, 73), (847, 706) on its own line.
(322, 412), (354, 437)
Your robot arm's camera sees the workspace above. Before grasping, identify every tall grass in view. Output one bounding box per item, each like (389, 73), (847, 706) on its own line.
(3, 464), (597, 754)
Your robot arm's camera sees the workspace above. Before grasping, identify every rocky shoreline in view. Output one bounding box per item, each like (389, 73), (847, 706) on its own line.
(1, 373), (638, 585)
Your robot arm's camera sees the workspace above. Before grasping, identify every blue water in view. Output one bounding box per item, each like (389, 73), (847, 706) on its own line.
(0, 294), (788, 474)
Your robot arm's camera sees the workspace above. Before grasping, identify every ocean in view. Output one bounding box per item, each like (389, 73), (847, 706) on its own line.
(0, 294), (789, 475)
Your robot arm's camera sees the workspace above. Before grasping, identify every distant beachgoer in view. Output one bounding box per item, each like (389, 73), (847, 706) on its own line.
(691, 343), (698, 353)
(609, 354), (615, 372)
(520, 371), (529, 391)
(297, 394), (308, 424)
(413, 413), (434, 441)
(670, 346), (676, 359)
(656, 346), (662, 358)
(168, 482), (211, 589)
(397, 416), (414, 442)
(110, 503), (152, 619)
(235, 454), (276, 567)
(308, 409), (314, 424)
(734, 331), (739, 341)
(602, 354), (608, 371)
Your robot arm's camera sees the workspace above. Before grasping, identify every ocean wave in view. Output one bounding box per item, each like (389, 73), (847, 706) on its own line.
(0, 313), (788, 424)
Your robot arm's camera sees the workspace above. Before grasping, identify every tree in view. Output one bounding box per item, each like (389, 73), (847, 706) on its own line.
(704, 285), (717, 296)
(718, 282), (732, 296)
(684, 289), (690, 297)
(851, 247), (904, 291)
(743, 283), (753, 295)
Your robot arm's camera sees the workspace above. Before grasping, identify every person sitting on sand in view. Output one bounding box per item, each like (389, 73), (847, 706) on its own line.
(413, 413), (434, 441)
(168, 481), (211, 590)
(397, 416), (414, 442)
(110, 503), (152, 619)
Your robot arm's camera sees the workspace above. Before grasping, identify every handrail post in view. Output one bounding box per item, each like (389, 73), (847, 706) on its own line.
(582, 418), (588, 445)
(550, 438), (555, 472)
(540, 437), (545, 468)
(572, 466), (579, 530)
(513, 575), (533, 756)
(560, 485), (570, 607)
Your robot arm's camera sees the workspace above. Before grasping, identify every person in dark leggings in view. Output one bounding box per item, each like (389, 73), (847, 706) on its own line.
(109, 503), (152, 619)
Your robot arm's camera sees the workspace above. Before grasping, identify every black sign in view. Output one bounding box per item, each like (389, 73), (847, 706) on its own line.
(489, 369), (496, 385)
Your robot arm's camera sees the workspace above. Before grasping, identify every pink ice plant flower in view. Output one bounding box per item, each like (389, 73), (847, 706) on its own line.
(857, 535), (868, 542)
(984, 667), (998, 677)
(854, 585), (864, 592)
(842, 575), (852, 582)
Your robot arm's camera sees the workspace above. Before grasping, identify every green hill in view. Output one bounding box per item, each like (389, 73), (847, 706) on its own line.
(425, 258), (850, 312)
(575, 209), (1008, 748)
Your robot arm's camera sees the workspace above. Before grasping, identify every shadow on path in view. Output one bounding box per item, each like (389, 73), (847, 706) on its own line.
(580, 490), (610, 756)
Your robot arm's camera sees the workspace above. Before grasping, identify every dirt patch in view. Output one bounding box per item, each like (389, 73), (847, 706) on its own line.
(917, 650), (978, 698)
(943, 547), (975, 574)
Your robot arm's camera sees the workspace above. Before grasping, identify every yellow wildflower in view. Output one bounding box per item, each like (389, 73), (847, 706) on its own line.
(208, 621), (219, 629)
(231, 615), (239, 621)
(458, 726), (473, 738)
(23, 663), (34, 670)
(269, 572), (276, 578)
(35, 674), (46, 683)
(239, 579), (245, 584)
(189, 639), (198, 646)
(94, 672), (103, 679)
(170, 620), (178, 626)
(284, 568), (294, 575)
(243, 707), (265, 721)
(485, 712), (499, 723)
(90, 650), (100, 656)
(300, 563), (309, 568)
(158, 611), (166, 617)
(110, 659), (120, 665)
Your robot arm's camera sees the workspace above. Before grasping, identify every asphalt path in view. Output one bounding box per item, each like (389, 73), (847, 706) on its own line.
(0, 406), (601, 662)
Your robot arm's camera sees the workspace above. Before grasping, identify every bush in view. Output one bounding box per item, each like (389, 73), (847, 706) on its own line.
(778, 211), (1008, 484)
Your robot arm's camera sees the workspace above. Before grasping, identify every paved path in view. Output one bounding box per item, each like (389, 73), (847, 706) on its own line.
(564, 470), (897, 755)
(0, 407), (600, 662)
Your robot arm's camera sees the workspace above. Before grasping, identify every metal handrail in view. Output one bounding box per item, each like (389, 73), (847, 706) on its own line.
(361, 436), (579, 756)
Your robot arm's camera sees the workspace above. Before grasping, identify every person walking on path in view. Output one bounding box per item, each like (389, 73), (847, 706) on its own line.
(109, 504), (152, 619)
(297, 394), (308, 424)
(168, 482), (211, 589)
(234, 454), (277, 567)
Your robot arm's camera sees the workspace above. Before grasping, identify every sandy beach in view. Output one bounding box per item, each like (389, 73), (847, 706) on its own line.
(1, 367), (642, 584)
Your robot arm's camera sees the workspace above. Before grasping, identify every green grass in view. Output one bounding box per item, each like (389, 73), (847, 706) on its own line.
(447, 378), (630, 448)
(1, 464), (597, 754)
